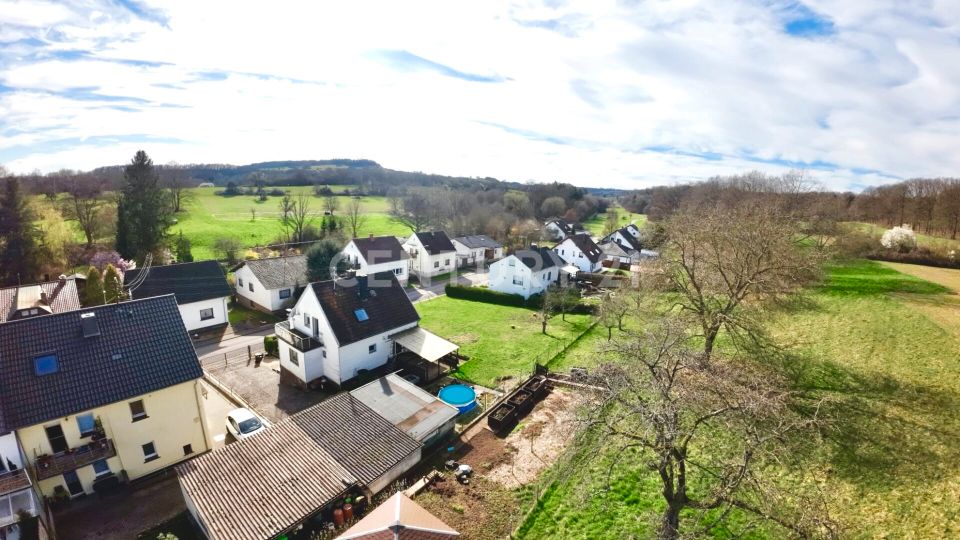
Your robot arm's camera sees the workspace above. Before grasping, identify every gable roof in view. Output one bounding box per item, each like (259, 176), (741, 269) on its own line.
(412, 232), (455, 255)
(312, 273), (419, 347)
(337, 492), (459, 540)
(452, 235), (501, 250)
(546, 218), (574, 235)
(351, 236), (407, 265)
(511, 247), (564, 271)
(561, 234), (604, 263)
(600, 241), (630, 258)
(0, 295), (202, 429)
(0, 277), (81, 322)
(231, 255), (309, 290)
(177, 393), (420, 540)
(607, 227), (644, 251)
(125, 260), (231, 304)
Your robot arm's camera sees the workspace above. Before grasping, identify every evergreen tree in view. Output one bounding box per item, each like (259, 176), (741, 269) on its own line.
(102, 264), (124, 304)
(0, 178), (40, 286)
(175, 231), (194, 262)
(115, 150), (173, 261)
(84, 266), (104, 306)
(306, 239), (346, 281)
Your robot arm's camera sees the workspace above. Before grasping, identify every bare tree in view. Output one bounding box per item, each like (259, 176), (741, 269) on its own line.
(538, 286), (557, 334)
(324, 194), (340, 215)
(389, 190), (434, 232)
(580, 320), (836, 539)
(61, 176), (109, 247)
(279, 193), (316, 243)
(344, 197), (368, 239)
(161, 162), (193, 212)
(659, 207), (821, 360)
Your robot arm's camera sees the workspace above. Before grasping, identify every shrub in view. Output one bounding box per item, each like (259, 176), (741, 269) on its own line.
(867, 247), (960, 269)
(445, 284), (542, 308)
(881, 225), (917, 253)
(263, 335), (279, 356)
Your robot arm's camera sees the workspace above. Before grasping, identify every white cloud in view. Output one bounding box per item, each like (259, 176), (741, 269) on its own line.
(1, 0), (959, 191)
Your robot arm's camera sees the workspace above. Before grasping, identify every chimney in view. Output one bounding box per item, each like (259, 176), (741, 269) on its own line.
(58, 274), (67, 285)
(40, 291), (48, 304)
(80, 312), (101, 338)
(357, 274), (369, 300)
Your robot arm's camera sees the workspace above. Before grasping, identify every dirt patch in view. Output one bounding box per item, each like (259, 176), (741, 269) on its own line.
(417, 476), (520, 540)
(486, 391), (579, 489)
(879, 261), (960, 293)
(449, 333), (479, 344)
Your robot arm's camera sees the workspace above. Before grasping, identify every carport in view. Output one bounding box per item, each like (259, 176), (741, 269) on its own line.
(390, 327), (460, 382)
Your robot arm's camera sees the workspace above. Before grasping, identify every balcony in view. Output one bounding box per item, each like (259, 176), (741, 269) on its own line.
(275, 321), (322, 352)
(0, 469), (30, 496)
(35, 438), (116, 481)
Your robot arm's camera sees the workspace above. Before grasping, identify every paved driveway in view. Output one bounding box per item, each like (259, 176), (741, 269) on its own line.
(406, 270), (489, 303)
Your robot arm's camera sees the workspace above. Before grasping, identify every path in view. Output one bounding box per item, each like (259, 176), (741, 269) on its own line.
(194, 324), (274, 359)
(407, 270), (488, 303)
(878, 261), (960, 293)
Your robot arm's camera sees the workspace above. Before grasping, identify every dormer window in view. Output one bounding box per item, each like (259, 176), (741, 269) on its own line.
(34, 354), (59, 376)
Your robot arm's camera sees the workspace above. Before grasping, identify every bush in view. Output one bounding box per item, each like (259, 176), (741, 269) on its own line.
(881, 225), (917, 253)
(263, 335), (279, 356)
(445, 284), (542, 308)
(867, 248), (960, 269)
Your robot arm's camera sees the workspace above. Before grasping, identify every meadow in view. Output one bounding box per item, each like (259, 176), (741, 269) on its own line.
(582, 207), (647, 236)
(515, 260), (960, 538)
(850, 221), (960, 252)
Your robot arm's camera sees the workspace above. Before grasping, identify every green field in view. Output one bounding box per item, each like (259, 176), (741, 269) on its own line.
(173, 187), (410, 260)
(516, 260), (960, 538)
(582, 207), (647, 236)
(415, 297), (595, 388)
(849, 221), (960, 252)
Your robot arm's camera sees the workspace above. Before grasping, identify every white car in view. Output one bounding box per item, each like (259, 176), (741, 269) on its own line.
(226, 408), (266, 440)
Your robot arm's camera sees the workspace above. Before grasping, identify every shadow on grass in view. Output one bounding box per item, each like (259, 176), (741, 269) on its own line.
(820, 260), (951, 297)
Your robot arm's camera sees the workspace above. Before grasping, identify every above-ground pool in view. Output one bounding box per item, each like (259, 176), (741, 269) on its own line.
(438, 384), (478, 414)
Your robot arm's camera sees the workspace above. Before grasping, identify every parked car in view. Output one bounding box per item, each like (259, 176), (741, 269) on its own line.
(226, 408), (266, 440)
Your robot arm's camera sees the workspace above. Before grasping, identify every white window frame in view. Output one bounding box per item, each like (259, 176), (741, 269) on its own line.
(368, 343), (377, 354)
(289, 349), (299, 366)
(199, 308), (214, 321)
(512, 276), (523, 286)
(142, 442), (159, 462)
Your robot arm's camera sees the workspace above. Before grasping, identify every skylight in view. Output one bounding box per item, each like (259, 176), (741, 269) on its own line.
(34, 354), (59, 376)
(354, 308), (369, 322)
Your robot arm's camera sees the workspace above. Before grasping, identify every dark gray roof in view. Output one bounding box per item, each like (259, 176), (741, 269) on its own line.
(453, 235), (502, 250)
(0, 295), (202, 429)
(603, 227), (643, 252)
(312, 273), (419, 347)
(514, 247), (564, 271)
(600, 241), (631, 258)
(0, 277), (81, 322)
(561, 234), (604, 263)
(350, 236), (407, 265)
(413, 232), (455, 255)
(232, 255), (309, 290)
(125, 261), (231, 304)
(176, 392), (420, 540)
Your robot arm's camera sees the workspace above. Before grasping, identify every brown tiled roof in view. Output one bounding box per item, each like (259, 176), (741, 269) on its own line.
(177, 393), (421, 540)
(351, 236), (407, 265)
(413, 232), (455, 255)
(312, 273), (419, 347)
(0, 278), (81, 322)
(337, 492), (459, 540)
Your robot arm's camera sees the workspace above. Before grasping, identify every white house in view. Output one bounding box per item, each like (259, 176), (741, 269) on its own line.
(230, 255), (308, 313)
(451, 235), (503, 268)
(125, 260), (231, 332)
(342, 236), (409, 286)
(544, 218), (578, 241)
(275, 272), (420, 388)
(602, 226), (644, 254)
(599, 241), (633, 266)
(403, 232), (456, 279)
(489, 247), (564, 299)
(553, 234), (604, 274)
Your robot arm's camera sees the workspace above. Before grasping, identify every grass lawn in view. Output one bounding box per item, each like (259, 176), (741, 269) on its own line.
(415, 297), (594, 388)
(517, 259), (960, 538)
(583, 207), (647, 236)
(849, 221), (960, 252)
(227, 301), (280, 327)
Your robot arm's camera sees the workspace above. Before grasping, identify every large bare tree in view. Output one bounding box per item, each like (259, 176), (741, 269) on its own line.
(389, 190), (434, 232)
(279, 193), (316, 244)
(659, 207), (821, 360)
(580, 320), (836, 539)
(61, 176), (109, 247)
(344, 197), (368, 239)
(161, 162), (193, 213)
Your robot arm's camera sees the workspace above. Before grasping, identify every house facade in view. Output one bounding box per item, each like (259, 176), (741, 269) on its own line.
(599, 241), (633, 265)
(0, 429), (48, 539)
(488, 248), (564, 299)
(0, 296), (209, 500)
(553, 234), (604, 273)
(342, 236), (409, 286)
(125, 260), (232, 332)
(230, 255), (308, 313)
(403, 232), (456, 279)
(451, 235), (503, 268)
(275, 273), (419, 387)
(543, 219), (574, 241)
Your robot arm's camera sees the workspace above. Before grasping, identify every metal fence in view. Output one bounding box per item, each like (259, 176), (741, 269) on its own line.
(200, 344), (267, 373)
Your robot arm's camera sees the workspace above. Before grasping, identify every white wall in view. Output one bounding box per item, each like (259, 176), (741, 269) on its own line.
(178, 297), (229, 332)
(234, 266), (296, 312)
(554, 239), (602, 274)
(336, 321), (417, 384)
(403, 236), (455, 278)
(343, 242), (409, 285)
(489, 257), (546, 299)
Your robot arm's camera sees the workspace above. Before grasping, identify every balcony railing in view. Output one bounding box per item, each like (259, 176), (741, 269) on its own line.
(35, 438), (116, 481)
(0, 469), (30, 496)
(275, 321), (322, 352)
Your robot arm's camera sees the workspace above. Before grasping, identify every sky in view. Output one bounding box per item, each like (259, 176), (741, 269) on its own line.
(1, 1), (959, 191)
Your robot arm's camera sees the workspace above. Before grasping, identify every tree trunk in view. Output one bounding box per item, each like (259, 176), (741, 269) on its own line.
(542, 320), (547, 334)
(659, 503), (682, 540)
(703, 325), (720, 360)
(607, 327), (612, 340)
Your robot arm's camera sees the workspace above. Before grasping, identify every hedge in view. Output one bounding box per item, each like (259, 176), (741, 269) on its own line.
(867, 249), (960, 269)
(263, 335), (279, 356)
(444, 284), (542, 308)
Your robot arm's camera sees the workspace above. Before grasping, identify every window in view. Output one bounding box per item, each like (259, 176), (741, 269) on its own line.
(434, 261), (439, 268)
(248, 282), (254, 292)
(34, 354), (59, 376)
(508, 258), (515, 267)
(92, 459), (110, 477)
(279, 289), (291, 299)
(513, 276), (523, 286)
(368, 343), (377, 354)
(129, 400), (147, 422)
(183, 444), (193, 456)
(238, 277), (243, 287)
(445, 259), (450, 266)
(199, 308), (214, 321)
(142, 442), (159, 463)
(76, 413), (95, 438)
(547, 271), (552, 281)
(354, 309), (369, 322)
(289, 350), (299, 366)
(303, 313), (310, 327)
(322, 350), (327, 358)
(394, 268), (402, 275)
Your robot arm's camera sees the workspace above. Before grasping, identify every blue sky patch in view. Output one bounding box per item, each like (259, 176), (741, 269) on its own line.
(781, 2), (836, 37)
(372, 50), (507, 83)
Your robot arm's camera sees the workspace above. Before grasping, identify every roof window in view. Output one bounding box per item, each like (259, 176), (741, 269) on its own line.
(354, 308), (369, 322)
(34, 354), (59, 376)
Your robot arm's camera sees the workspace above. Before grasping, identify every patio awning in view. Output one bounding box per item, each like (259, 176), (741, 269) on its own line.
(560, 264), (579, 275)
(392, 327), (458, 362)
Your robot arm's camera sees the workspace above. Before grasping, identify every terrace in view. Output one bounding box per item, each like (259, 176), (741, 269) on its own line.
(35, 438), (116, 481)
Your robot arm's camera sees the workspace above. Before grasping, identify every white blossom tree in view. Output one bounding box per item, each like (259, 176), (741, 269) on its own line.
(880, 225), (917, 253)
